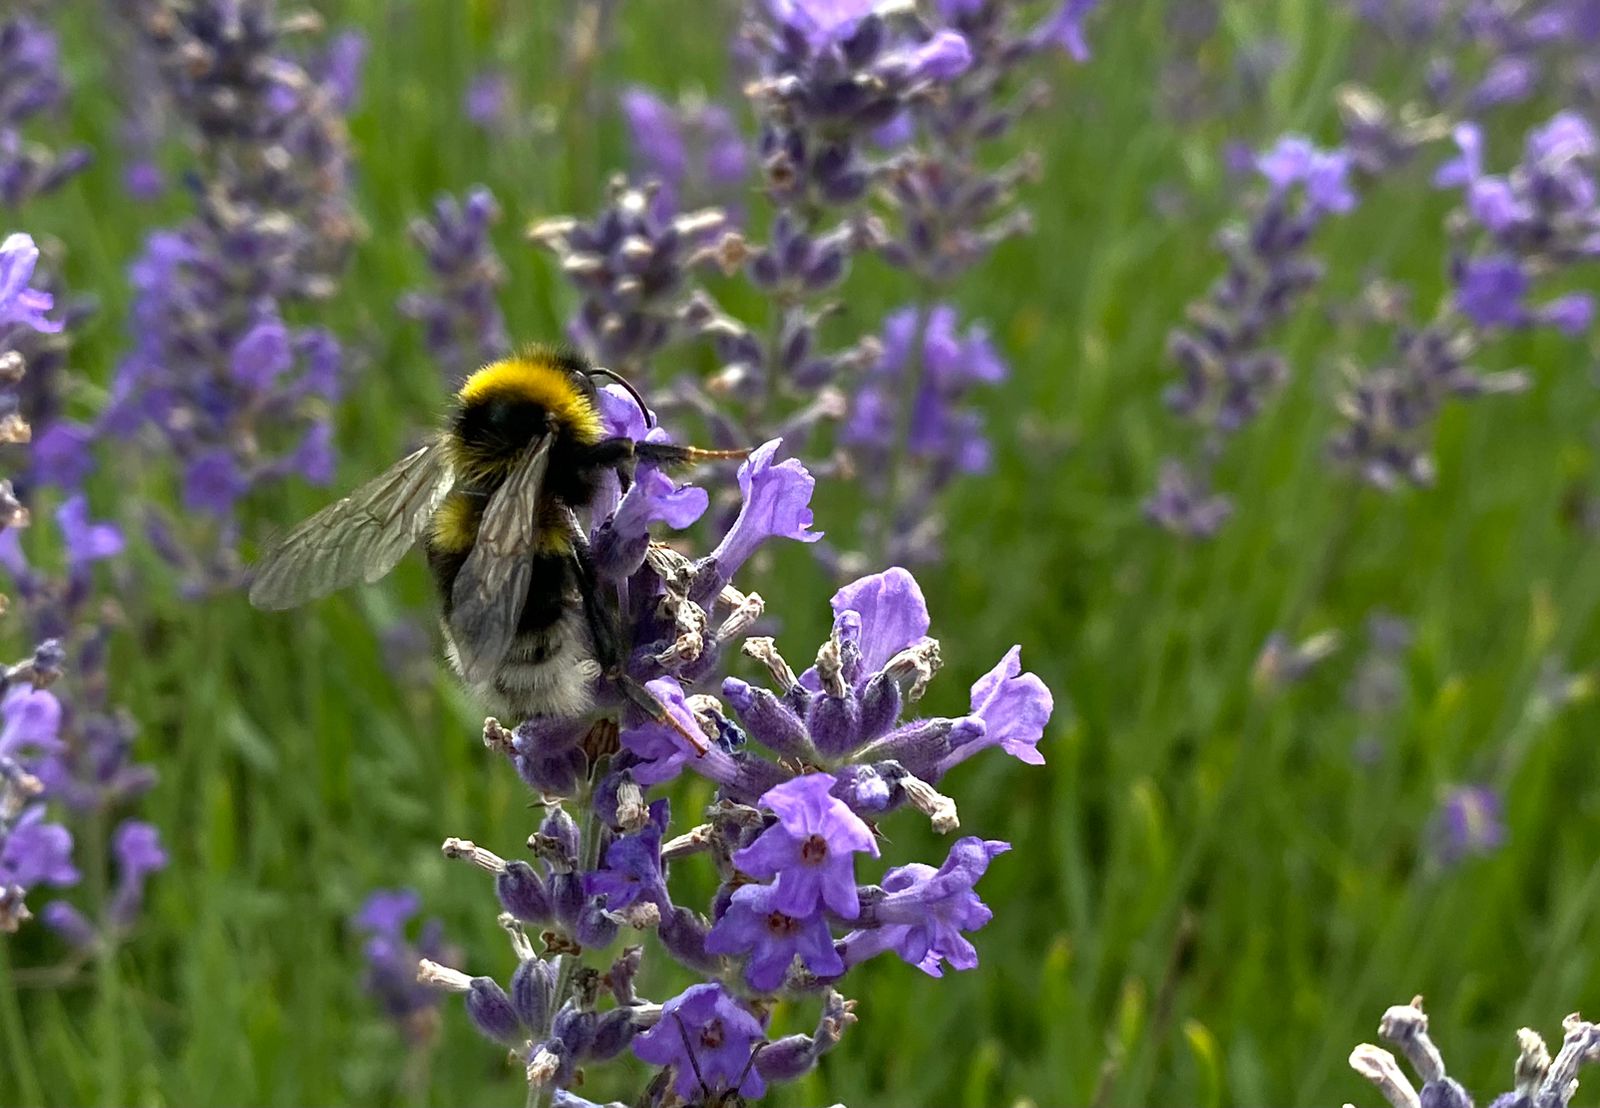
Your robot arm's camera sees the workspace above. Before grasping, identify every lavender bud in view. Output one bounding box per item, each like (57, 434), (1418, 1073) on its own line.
(549, 873), (585, 929)
(658, 905), (718, 972)
(497, 861), (552, 923)
(511, 957), (556, 1034)
(575, 899), (620, 949)
(466, 977), (523, 1045)
(540, 806), (581, 867)
(586, 1008), (639, 1061)
(605, 946), (643, 1006)
(723, 678), (816, 759)
(856, 671), (902, 744)
(807, 688), (862, 757)
(552, 1001), (596, 1059)
(1420, 1079), (1473, 1108)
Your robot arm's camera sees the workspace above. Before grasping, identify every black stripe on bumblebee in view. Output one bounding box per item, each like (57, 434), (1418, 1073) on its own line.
(247, 345), (746, 752)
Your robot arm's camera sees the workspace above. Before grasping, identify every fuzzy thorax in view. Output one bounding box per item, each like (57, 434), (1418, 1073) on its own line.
(456, 353), (604, 444)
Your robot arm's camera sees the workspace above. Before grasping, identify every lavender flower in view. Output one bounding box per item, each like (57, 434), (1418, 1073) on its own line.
(620, 87), (748, 217)
(1333, 111), (1597, 491)
(465, 69), (512, 130)
(412, 422), (1051, 1099)
(845, 304), (1007, 565)
(104, 2), (362, 585)
(353, 888), (454, 1046)
(837, 836), (1008, 976)
(1350, 998), (1600, 1108)
(0, 14), (91, 208)
(1428, 784), (1506, 865)
(400, 186), (511, 383)
(732, 773), (879, 918)
(1147, 133), (1357, 535)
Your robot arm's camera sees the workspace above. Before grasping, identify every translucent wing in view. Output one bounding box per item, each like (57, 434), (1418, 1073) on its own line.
(248, 441), (454, 610)
(448, 435), (552, 686)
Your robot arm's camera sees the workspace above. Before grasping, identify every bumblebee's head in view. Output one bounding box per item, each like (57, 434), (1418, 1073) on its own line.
(452, 348), (605, 476)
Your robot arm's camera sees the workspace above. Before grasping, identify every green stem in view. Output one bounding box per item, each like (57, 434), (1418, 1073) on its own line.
(87, 805), (123, 1107)
(0, 941), (45, 1107)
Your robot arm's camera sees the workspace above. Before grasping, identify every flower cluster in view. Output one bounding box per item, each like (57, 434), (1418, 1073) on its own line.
(1331, 112), (1597, 491)
(538, 1), (1097, 576)
(842, 303), (1008, 568)
(400, 185), (511, 384)
(412, 401), (1052, 1101)
(1148, 134), (1356, 536)
(0, 13), (91, 209)
(0, 231), (164, 944)
(97, 1), (362, 586)
(1349, 997), (1600, 1108)
(1346, 0), (1600, 132)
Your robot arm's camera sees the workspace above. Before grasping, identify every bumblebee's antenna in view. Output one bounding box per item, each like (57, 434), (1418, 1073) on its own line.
(589, 366), (656, 429)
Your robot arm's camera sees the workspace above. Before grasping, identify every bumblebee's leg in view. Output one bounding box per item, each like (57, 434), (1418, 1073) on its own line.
(569, 522), (709, 756)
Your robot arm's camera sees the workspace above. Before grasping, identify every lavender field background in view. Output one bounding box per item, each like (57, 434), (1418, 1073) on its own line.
(3, 1), (1600, 1106)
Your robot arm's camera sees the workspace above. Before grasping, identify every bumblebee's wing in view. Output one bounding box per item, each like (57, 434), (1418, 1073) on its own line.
(448, 434), (552, 686)
(248, 441), (454, 611)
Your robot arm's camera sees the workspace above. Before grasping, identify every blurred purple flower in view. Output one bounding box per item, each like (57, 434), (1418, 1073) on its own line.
(0, 233), (60, 333)
(465, 70), (512, 129)
(1430, 785), (1506, 864)
(0, 805), (77, 890)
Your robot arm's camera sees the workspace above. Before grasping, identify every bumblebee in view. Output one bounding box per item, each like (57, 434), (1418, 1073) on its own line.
(248, 347), (740, 747)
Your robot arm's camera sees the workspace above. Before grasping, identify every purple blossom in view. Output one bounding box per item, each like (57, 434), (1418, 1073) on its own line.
(1455, 255), (1531, 329)
(702, 440), (821, 586)
(706, 880), (845, 990)
(56, 496), (124, 567)
(182, 450), (249, 517)
(1038, 0), (1099, 61)
(0, 234), (60, 334)
(632, 983), (767, 1102)
(1256, 135), (1356, 213)
(354, 888), (422, 935)
(827, 566), (929, 680)
(0, 16), (90, 206)
(1430, 785), (1506, 864)
(583, 800), (670, 909)
(766, 0), (879, 48)
(620, 87), (749, 216)
(400, 186), (510, 382)
(733, 774), (879, 918)
(940, 646), (1052, 771)
(464, 70), (511, 129)
(839, 837), (1008, 976)
(112, 820), (167, 880)
(353, 887), (454, 1042)
(620, 678), (702, 786)
(0, 805), (77, 890)
(0, 685), (61, 758)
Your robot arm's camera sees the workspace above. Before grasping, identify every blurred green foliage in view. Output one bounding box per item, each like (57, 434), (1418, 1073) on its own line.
(4, 1), (1600, 1106)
